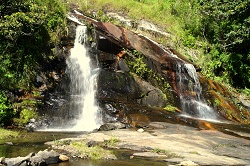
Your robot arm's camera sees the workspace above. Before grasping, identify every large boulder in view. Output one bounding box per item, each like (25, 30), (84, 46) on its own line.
(97, 70), (141, 102)
(1, 150), (68, 166)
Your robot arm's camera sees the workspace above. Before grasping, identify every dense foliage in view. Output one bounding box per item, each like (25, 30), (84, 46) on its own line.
(0, 0), (67, 126)
(0, 0), (66, 90)
(0, 92), (15, 126)
(188, 0), (250, 88)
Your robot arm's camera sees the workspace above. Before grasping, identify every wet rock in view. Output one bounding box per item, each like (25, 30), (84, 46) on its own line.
(103, 103), (119, 114)
(59, 154), (69, 162)
(35, 150), (60, 164)
(137, 128), (144, 133)
(26, 121), (37, 132)
(0, 157), (5, 163)
(178, 160), (198, 166)
(137, 19), (170, 39)
(3, 152), (35, 166)
(29, 118), (36, 123)
(106, 12), (136, 28)
(86, 141), (101, 147)
(4, 156), (29, 166)
(35, 75), (45, 88)
(205, 89), (250, 123)
(5, 142), (13, 146)
(1, 150), (66, 166)
(97, 70), (141, 101)
(29, 156), (46, 166)
(133, 76), (167, 107)
(129, 114), (150, 128)
(200, 78), (250, 123)
(99, 122), (126, 131)
(117, 59), (129, 72)
(148, 122), (168, 129)
(239, 95), (250, 109)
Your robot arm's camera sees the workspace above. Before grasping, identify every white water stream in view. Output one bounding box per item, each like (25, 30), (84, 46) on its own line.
(177, 63), (218, 120)
(66, 25), (102, 131)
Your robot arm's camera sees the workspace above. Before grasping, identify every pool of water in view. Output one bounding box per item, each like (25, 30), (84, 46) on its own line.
(50, 149), (167, 166)
(51, 159), (167, 166)
(0, 131), (166, 166)
(0, 131), (81, 158)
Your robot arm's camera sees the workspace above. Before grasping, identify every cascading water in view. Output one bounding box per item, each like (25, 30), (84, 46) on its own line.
(65, 25), (102, 131)
(176, 63), (218, 120)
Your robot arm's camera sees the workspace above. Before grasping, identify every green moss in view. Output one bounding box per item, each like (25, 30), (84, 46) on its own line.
(22, 99), (39, 106)
(163, 105), (176, 112)
(33, 91), (40, 97)
(225, 109), (233, 119)
(214, 98), (221, 107)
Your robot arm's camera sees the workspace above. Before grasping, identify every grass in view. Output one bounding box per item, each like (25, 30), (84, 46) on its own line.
(152, 148), (168, 154)
(0, 128), (19, 139)
(65, 0), (190, 47)
(104, 136), (120, 147)
(71, 141), (114, 160)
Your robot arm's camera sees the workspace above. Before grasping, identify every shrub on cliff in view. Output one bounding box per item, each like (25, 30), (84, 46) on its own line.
(0, 0), (67, 126)
(0, 0), (67, 90)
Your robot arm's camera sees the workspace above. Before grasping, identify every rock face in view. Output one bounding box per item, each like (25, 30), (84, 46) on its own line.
(70, 9), (249, 124)
(200, 77), (250, 123)
(42, 8), (249, 128)
(99, 122), (126, 131)
(97, 70), (141, 102)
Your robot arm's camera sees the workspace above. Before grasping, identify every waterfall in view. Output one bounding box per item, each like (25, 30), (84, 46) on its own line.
(176, 63), (218, 120)
(65, 25), (102, 131)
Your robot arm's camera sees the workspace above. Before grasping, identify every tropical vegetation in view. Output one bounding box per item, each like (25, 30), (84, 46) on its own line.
(0, 0), (67, 126)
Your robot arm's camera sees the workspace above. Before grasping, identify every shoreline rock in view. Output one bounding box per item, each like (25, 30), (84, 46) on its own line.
(48, 122), (250, 165)
(0, 150), (69, 166)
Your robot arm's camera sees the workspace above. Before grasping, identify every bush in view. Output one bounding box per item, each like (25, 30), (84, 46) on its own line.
(14, 109), (38, 127)
(0, 0), (67, 90)
(0, 92), (15, 126)
(194, 0), (250, 88)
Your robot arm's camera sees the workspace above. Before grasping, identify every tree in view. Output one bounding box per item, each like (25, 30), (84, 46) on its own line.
(0, 0), (66, 90)
(198, 0), (250, 88)
(0, 0), (66, 126)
